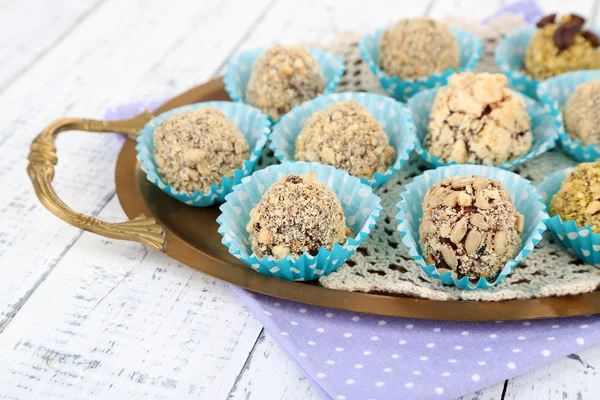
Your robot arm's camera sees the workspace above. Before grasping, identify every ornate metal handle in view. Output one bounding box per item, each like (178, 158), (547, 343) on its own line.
(27, 111), (167, 252)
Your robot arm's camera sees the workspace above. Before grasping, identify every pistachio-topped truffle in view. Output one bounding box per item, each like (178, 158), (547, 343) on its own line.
(247, 172), (352, 260)
(295, 100), (395, 179)
(562, 79), (600, 146)
(419, 176), (524, 281)
(550, 161), (600, 233)
(153, 108), (249, 194)
(525, 14), (600, 80)
(426, 72), (532, 166)
(245, 46), (325, 121)
(379, 17), (460, 80)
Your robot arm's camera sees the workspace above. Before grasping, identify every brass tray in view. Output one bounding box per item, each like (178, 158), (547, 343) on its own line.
(28, 78), (600, 321)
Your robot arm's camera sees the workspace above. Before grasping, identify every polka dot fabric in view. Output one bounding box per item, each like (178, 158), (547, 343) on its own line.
(235, 287), (600, 400)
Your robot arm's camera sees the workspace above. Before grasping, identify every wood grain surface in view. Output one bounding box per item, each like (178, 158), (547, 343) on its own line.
(0, 0), (598, 399)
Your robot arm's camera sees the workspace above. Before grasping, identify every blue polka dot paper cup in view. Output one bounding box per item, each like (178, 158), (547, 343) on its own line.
(496, 25), (600, 99)
(537, 70), (600, 162)
(408, 88), (557, 169)
(136, 102), (270, 207)
(537, 168), (600, 267)
(223, 47), (344, 122)
(358, 26), (482, 101)
(269, 92), (416, 189)
(396, 164), (548, 290)
(217, 162), (382, 281)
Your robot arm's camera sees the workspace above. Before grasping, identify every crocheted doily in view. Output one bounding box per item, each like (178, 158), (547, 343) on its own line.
(256, 15), (600, 301)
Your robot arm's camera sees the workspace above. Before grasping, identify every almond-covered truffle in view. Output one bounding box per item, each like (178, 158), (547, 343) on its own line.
(247, 172), (352, 260)
(426, 72), (533, 166)
(245, 46), (325, 121)
(562, 79), (600, 146)
(153, 108), (249, 194)
(295, 100), (395, 179)
(419, 176), (524, 281)
(525, 14), (600, 80)
(379, 17), (460, 80)
(550, 160), (600, 233)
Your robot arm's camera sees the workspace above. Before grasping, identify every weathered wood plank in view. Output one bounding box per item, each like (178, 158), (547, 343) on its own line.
(503, 344), (600, 400)
(0, 198), (263, 399)
(0, 0), (270, 330)
(0, 0), (104, 93)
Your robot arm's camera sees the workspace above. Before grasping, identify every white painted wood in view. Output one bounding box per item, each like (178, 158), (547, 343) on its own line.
(228, 331), (323, 400)
(0, 0), (103, 92)
(427, 0), (503, 20)
(535, 0), (597, 17)
(457, 382), (506, 400)
(0, 0), (270, 330)
(504, 345), (600, 400)
(0, 197), (263, 399)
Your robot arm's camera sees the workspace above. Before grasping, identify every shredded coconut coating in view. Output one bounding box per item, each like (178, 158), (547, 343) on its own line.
(419, 176), (524, 281)
(550, 161), (600, 233)
(295, 100), (395, 179)
(525, 15), (600, 80)
(153, 108), (249, 195)
(246, 172), (351, 260)
(245, 46), (325, 122)
(426, 72), (532, 166)
(562, 79), (600, 146)
(379, 17), (460, 80)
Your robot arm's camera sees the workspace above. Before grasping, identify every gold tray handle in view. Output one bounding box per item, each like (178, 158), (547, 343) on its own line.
(27, 112), (167, 252)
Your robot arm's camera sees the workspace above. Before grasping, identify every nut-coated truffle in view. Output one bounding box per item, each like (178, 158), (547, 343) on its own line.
(245, 45), (325, 121)
(562, 79), (600, 146)
(153, 108), (249, 194)
(295, 100), (395, 179)
(247, 172), (352, 260)
(379, 17), (460, 80)
(419, 176), (524, 281)
(426, 72), (533, 166)
(550, 160), (600, 233)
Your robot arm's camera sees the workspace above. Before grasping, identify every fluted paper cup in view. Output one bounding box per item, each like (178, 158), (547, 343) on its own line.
(269, 92), (416, 188)
(396, 164), (548, 290)
(136, 102), (270, 207)
(217, 162), (382, 281)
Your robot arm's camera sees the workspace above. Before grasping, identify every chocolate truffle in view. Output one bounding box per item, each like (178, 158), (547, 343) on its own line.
(525, 14), (600, 80)
(550, 160), (600, 233)
(247, 172), (351, 260)
(153, 108), (249, 194)
(294, 100), (395, 179)
(419, 176), (524, 280)
(379, 17), (460, 80)
(245, 45), (325, 121)
(562, 79), (600, 146)
(426, 72), (533, 166)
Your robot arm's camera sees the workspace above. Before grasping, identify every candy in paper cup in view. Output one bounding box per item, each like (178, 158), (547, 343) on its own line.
(496, 25), (600, 99)
(537, 168), (600, 267)
(358, 26), (482, 101)
(136, 102), (270, 207)
(408, 87), (557, 169)
(223, 47), (344, 122)
(537, 70), (600, 162)
(269, 92), (416, 188)
(217, 162), (382, 281)
(396, 164), (548, 290)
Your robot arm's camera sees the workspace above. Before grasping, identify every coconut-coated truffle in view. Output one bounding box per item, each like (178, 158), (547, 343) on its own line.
(419, 176), (524, 281)
(525, 14), (600, 80)
(247, 172), (351, 260)
(153, 108), (249, 194)
(426, 72), (533, 166)
(550, 160), (600, 233)
(379, 17), (460, 80)
(245, 45), (325, 121)
(562, 79), (600, 146)
(295, 100), (395, 179)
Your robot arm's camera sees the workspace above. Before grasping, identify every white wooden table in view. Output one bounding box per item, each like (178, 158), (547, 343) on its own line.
(0, 1), (598, 399)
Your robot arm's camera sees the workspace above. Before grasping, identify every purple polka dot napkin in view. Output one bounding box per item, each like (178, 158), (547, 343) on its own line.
(233, 287), (599, 400)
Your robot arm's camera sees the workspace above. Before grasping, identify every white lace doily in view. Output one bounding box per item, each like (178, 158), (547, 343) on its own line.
(256, 16), (600, 301)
